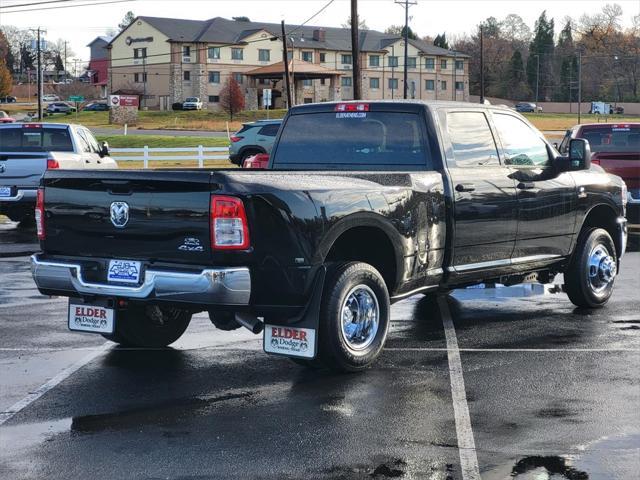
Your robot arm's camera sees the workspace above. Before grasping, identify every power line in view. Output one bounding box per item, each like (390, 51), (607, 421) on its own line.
(286, 0), (337, 37)
(1, 0), (133, 13)
(0, 0), (77, 10)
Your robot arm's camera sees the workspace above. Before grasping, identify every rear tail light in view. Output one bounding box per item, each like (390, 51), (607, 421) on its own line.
(35, 188), (45, 240)
(47, 159), (59, 169)
(591, 158), (601, 165)
(230, 136), (244, 143)
(211, 195), (250, 250)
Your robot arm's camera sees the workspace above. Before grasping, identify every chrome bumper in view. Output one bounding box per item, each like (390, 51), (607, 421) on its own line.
(30, 254), (251, 305)
(617, 216), (627, 260)
(0, 188), (37, 203)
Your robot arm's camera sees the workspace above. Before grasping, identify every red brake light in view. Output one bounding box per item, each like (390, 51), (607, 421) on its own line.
(335, 103), (369, 112)
(211, 195), (250, 250)
(230, 136), (243, 143)
(36, 188), (45, 240)
(23, 123), (42, 129)
(47, 159), (59, 169)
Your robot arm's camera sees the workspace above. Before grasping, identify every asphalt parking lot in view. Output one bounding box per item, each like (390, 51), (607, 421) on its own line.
(0, 228), (638, 479)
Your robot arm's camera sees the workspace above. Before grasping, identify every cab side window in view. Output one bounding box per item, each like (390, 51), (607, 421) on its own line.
(82, 128), (101, 153)
(446, 111), (499, 167)
(558, 129), (572, 154)
(258, 124), (280, 137)
(493, 113), (550, 167)
(75, 129), (92, 153)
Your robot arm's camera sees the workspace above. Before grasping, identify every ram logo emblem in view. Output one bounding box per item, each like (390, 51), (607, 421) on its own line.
(110, 202), (130, 228)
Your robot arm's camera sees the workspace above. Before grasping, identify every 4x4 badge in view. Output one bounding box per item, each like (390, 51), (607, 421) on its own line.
(110, 202), (129, 228)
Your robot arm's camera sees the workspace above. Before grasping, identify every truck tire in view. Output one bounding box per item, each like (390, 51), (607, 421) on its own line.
(564, 228), (617, 308)
(208, 311), (242, 331)
(108, 305), (192, 348)
(314, 262), (390, 372)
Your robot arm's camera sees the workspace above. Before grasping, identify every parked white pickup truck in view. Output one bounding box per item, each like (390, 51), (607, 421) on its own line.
(182, 97), (203, 110)
(0, 123), (117, 222)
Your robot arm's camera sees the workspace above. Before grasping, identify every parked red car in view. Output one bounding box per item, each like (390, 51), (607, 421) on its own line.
(559, 123), (640, 233)
(242, 153), (269, 169)
(0, 111), (15, 123)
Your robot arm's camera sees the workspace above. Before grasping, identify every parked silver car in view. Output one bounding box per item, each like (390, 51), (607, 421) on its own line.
(229, 119), (282, 165)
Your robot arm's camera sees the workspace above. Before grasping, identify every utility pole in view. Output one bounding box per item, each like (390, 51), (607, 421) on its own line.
(350, 0), (361, 100)
(142, 55), (147, 110)
(479, 25), (484, 104)
(577, 50), (582, 124)
(535, 53), (540, 104)
(64, 41), (67, 82)
(395, 0), (417, 99)
(280, 21), (292, 109)
(29, 28), (46, 121)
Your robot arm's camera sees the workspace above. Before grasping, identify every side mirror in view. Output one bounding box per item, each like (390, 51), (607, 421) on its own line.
(100, 141), (110, 157)
(569, 138), (591, 170)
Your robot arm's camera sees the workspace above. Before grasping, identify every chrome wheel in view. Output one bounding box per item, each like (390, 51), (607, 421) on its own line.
(340, 284), (379, 351)
(587, 243), (616, 293)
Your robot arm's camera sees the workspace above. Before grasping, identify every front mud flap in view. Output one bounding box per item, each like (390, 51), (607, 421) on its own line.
(263, 266), (326, 360)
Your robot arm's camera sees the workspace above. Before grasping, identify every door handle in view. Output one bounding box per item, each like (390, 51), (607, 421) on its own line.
(517, 182), (535, 190)
(455, 183), (476, 192)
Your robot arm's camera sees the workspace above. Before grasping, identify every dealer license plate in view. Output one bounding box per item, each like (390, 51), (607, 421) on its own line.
(68, 302), (114, 334)
(264, 325), (316, 359)
(0, 186), (12, 197)
(107, 259), (142, 284)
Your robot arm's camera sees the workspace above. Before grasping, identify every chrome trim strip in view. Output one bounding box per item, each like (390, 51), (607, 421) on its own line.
(391, 284), (438, 301)
(448, 254), (563, 273)
(0, 189), (37, 202)
(30, 254), (251, 305)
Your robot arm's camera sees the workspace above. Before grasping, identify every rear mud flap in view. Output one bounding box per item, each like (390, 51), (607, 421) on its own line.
(263, 266), (326, 360)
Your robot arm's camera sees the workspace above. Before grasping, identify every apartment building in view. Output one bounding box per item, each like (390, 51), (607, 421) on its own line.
(108, 16), (469, 110)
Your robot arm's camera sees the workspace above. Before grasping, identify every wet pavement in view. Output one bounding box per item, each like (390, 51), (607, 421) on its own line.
(0, 252), (638, 479)
(0, 218), (39, 258)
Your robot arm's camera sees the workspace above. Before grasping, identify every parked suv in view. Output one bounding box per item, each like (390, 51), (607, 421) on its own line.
(46, 102), (76, 114)
(514, 102), (542, 113)
(229, 119), (282, 165)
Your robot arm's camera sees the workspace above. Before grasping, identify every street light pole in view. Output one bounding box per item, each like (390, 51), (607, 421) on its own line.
(395, 0), (417, 100)
(535, 53), (540, 104)
(577, 50), (582, 124)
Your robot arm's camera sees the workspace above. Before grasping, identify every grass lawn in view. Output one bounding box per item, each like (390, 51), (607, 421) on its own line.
(524, 113), (640, 131)
(95, 134), (229, 148)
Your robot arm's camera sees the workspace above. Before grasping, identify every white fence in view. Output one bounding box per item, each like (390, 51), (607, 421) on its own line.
(110, 146), (230, 168)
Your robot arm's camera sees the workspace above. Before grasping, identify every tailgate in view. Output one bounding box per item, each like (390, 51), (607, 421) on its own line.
(43, 170), (214, 264)
(0, 152), (48, 189)
(593, 153), (640, 188)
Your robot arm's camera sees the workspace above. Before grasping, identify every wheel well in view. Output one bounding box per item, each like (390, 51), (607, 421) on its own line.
(325, 227), (397, 292)
(580, 205), (621, 257)
(240, 146), (265, 158)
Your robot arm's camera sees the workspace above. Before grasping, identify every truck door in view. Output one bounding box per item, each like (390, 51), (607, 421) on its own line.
(441, 110), (519, 276)
(491, 112), (577, 259)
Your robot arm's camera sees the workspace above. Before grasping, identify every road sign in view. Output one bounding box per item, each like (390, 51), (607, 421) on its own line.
(68, 96), (84, 102)
(263, 89), (272, 108)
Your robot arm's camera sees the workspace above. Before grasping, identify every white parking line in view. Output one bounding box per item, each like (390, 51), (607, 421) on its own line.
(0, 342), (111, 426)
(439, 296), (481, 480)
(385, 347), (640, 352)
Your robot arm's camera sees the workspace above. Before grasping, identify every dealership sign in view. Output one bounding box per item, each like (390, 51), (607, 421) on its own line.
(110, 95), (139, 107)
(125, 36), (153, 46)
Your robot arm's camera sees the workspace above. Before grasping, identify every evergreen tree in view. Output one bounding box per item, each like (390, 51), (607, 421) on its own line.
(555, 21), (577, 101)
(433, 33), (449, 49)
(526, 11), (555, 101)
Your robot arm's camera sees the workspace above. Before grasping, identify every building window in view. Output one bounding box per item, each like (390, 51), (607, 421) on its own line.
(208, 47), (221, 59)
(134, 72), (147, 83)
(302, 79), (313, 86)
(233, 73), (244, 84)
(208, 71), (220, 84)
(370, 77), (380, 89)
(302, 51), (313, 62)
(407, 57), (417, 69)
(320, 78), (326, 85)
(304, 98), (313, 104)
(258, 78), (270, 85)
(425, 58), (435, 69)
(341, 54), (352, 65)
(258, 49), (270, 62)
(369, 55), (380, 67)
(425, 79), (434, 90)
(455, 59), (464, 70)
(341, 76), (352, 87)
(388, 56), (398, 68)
(182, 46), (191, 57)
(388, 78), (398, 90)
(440, 80), (447, 90)
(320, 53), (326, 62)
(183, 71), (191, 81)
(455, 81), (464, 91)
(231, 48), (244, 60)
(133, 48), (147, 59)
(209, 95), (220, 103)
(441, 59), (448, 69)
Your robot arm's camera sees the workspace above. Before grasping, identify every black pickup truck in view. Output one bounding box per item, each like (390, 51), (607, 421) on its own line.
(31, 101), (628, 371)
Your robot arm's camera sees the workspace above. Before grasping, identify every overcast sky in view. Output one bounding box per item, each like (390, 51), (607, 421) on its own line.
(2, 0), (638, 63)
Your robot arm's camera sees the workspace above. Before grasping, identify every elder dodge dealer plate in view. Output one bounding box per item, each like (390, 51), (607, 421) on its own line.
(68, 302), (114, 334)
(264, 325), (316, 359)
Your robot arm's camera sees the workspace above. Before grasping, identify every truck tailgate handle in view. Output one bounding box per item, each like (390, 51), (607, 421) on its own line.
(455, 183), (476, 192)
(517, 182), (536, 190)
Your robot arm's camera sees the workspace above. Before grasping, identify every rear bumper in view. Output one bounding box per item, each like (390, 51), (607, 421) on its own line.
(0, 188), (37, 204)
(30, 254), (251, 305)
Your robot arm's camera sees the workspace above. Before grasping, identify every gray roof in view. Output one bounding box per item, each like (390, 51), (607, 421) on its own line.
(87, 35), (113, 47)
(133, 16), (468, 57)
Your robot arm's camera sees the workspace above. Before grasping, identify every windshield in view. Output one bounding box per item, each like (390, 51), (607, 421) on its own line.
(0, 126), (74, 152)
(580, 125), (640, 154)
(272, 111), (429, 169)
(185, 97), (199, 102)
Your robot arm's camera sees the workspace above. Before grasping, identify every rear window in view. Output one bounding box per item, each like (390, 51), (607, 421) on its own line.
(272, 111), (429, 169)
(579, 125), (640, 153)
(0, 126), (74, 152)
